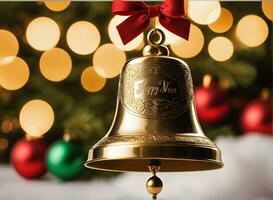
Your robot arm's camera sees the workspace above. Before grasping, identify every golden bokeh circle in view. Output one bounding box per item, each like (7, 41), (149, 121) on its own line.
(0, 56), (29, 90)
(188, 1), (221, 25)
(19, 99), (54, 137)
(81, 66), (106, 92)
(208, 36), (234, 62)
(136, 40), (145, 51)
(44, 0), (70, 12)
(39, 48), (72, 82)
(0, 138), (8, 150)
(170, 24), (204, 58)
(93, 43), (126, 78)
(236, 15), (269, 47)
(1, 119), (13, 134)
(262, 0), (273, 21)
(67, 21), (101, 55)
(108, 16), (144, 51)
(26, 17), (60, 51)
(208, 8), (233, 33)
(0, 30), (19, 59)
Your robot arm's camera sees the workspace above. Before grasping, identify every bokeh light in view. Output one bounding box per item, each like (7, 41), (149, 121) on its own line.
(67, 21), (100, 55)
(0, 57), (29, 90)
(93, 43), (126, 78)
(203, 74), (212, 88)
(108, 16), (144, 51)
(19, 99), (54, 137)
(262, 0), (273, 21)
(170, 24), (204, 59)
(39, 48), (72, 82)
(188, 1), (221, 25)
(0, 30), (19, 59)
(0, 138), (8, 150)
(208, 37), (234, 62)
(26, 17), (60, 51)
(44, 0), (70, 12)
(1, 119), (13, 134)
(81, 67), (106, 92)
(136, 40), (145, 51)
(208, 8), (233, 33)
(236, 15), (269, 47)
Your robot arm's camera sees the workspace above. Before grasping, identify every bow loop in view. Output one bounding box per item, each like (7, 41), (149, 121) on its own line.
(160, 0), (185, 17)
(112, 0), (190, 45)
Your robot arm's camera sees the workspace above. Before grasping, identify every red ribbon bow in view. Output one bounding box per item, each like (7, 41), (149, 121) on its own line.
(112, 0), (191, 45)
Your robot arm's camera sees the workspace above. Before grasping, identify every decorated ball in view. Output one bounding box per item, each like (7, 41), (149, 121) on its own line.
(10, 138), (47, 179)
(194, 83), (231, 124)
(46, 140), (85, 181)
(240, 98), (272, 134)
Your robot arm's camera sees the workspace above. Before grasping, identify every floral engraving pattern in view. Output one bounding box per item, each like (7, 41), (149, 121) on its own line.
(97, 135), (214, 147)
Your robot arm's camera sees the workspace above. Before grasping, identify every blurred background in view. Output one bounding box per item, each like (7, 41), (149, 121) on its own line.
(0, 1), (272, 200)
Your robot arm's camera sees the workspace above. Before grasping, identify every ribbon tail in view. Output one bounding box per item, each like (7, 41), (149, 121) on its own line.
(160, 16), (191, 40)
(116, 13), (149, 45)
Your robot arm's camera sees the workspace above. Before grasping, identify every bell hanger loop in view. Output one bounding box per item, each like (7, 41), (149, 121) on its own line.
(147, 28), (165, 46)
(148, 17), (165, 46)
(143, 28), (169, 56)
(143, 16), (168, 56)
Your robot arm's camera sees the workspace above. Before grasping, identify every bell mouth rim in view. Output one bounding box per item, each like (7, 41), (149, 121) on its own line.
(84, 157), (223, 173)
(85, 144), (223, 172)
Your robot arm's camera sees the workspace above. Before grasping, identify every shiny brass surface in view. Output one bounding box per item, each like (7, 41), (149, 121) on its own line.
(143, 45), (169, 56)
(147, 29), (166, 46)
(146, 176), (163, 195)
(85, 54), (223, 172)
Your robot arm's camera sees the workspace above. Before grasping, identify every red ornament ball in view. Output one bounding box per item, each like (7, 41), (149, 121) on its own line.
(10, 138), (47, 179)
(240, 99), (272, 134)
(194, 83), (231, 124)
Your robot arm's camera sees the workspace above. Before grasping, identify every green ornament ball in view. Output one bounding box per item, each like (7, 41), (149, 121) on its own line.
(46, 140), (85, 181)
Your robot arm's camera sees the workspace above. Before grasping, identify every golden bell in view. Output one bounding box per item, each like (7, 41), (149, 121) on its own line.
(85, 29), (223, 173)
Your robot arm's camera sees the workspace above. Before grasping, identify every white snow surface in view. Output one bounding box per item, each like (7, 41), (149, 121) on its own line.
(0, 134), (273, 200)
